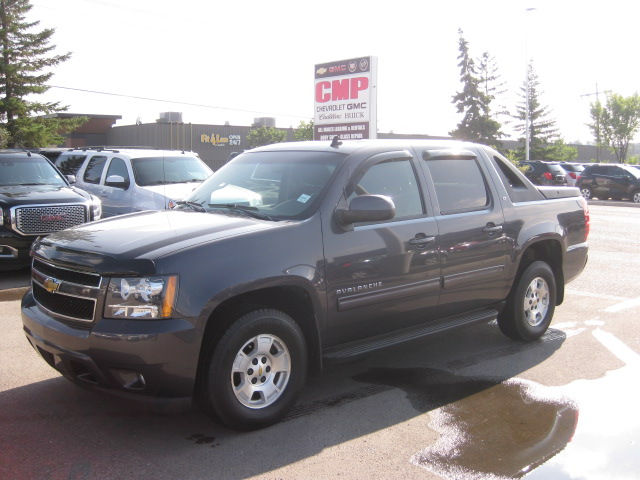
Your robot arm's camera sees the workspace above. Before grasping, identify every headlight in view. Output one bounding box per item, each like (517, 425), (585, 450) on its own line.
(105, 275), (178, 319)
(90, 195), (102, 220)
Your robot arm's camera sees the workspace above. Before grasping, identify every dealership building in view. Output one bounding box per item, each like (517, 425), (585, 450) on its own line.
(54, 112), (622, 170)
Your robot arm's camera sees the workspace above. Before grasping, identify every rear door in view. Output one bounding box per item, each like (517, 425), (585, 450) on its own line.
(77, 154), (108, 197)
(418, 148), (509, 317)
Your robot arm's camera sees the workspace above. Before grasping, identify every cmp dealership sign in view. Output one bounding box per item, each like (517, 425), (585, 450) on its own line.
(313, 56), (377, 141)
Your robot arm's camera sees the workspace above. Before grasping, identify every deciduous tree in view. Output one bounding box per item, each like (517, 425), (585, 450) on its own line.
(589, 93), (640, 163)
(294, 120), (313, 141)
(246, 126), (286, 149)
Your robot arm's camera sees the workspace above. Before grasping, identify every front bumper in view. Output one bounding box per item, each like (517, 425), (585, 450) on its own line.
(22, 290), (200, 399)
(0, 230), (34, 268)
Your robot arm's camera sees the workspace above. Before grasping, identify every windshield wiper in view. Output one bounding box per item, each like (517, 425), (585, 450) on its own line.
(175, 178), (204, 184)
(175, 200), (206, 212)
(207, 203), (275, 221)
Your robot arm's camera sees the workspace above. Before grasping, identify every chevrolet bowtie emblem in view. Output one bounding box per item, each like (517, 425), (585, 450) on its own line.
(258, 366), (263, 376)
(43, 277), (62, 294)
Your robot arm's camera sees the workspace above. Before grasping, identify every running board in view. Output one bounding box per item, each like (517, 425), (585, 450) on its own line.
(323, 309), (499, 362)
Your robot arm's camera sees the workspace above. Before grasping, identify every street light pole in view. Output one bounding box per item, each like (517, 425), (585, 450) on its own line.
(524, 7), (536, 162)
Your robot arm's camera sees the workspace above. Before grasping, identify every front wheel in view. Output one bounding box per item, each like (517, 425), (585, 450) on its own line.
(200, 309), (307, 430)
(498, 261), (556, 341)
(633, 190), (640, 204)
(580, 187), (592, 200)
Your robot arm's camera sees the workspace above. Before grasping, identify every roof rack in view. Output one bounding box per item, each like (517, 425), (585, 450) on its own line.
(67, 146), (194, 154)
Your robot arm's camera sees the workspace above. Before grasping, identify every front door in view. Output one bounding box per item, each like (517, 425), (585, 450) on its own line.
(323, 151), (441, 346)
(100, 157), (133, 217)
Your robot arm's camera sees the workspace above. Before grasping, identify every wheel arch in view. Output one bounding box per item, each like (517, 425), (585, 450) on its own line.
(194, 284), (323, 396)
(514, 238), (565, 305)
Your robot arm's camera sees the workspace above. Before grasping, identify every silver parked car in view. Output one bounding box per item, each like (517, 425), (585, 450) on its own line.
(56, 148), (212, 217)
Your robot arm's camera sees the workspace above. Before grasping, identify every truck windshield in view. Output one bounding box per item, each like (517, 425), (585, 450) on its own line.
(0, 156), (67, 187)
(131, 156), (212, 186)
(184, 150), (346, 219)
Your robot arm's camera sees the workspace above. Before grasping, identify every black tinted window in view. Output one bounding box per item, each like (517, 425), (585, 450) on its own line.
(425, 158), (489, 214)
(131, 156), (211, 186)
(56, 154), (86, 175)
(83, 156), (107, 184)
(548, 164), (566, 174)
(349, 158), (423, 219)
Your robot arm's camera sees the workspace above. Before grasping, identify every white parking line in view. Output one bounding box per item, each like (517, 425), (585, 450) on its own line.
(604, 297), (640, 313)
(593, 328), (640, 367)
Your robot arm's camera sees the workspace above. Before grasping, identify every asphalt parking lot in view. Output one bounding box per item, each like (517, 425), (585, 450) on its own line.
(1, 202), (639, 480)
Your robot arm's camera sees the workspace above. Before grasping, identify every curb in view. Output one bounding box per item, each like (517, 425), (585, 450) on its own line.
(0, 286), (29, 302)
(588, 200), (640, 208)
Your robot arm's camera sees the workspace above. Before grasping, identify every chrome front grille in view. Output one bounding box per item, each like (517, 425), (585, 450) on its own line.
(14, 204), (87, 235)
(32, 259), (103, 327)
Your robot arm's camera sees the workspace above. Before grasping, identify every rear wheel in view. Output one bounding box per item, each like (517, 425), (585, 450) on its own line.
(498, 261), (556, 341)
(580, 187), (592, 200)
(200, 309), (307, 430)
(633, 190), (640, 203)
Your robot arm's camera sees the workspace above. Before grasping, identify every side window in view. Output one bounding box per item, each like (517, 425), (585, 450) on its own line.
(348, 158), (423, 220)
(105, 157), (130, 183)
(83, 155), (107, 184)
(424, 158), (489, 214)
(56, 154), (87, 175)
(492, 155), (527, 190)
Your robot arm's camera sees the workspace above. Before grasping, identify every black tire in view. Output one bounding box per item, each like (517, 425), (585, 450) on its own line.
(580, 187), (592, 200)
(498, 261), (556, 341)
(200, 309), (307, 430)
(633, 190), (640, 204)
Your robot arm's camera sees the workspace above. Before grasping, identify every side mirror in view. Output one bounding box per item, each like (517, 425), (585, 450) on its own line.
(335, 194), (396, 226)
(105, 174), (129, 190)
(65, 174), (76, 184)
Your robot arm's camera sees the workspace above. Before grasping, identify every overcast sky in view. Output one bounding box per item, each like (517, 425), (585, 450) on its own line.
(30, 0), (640, 144)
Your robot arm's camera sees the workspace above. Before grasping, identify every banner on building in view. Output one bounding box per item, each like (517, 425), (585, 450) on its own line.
(313, 56), (377, 141)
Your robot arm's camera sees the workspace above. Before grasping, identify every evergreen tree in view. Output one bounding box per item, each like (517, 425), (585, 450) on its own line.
(512, 63), (559, 160)
(0, 0), (83, 147)
(450, 30), (502, 149)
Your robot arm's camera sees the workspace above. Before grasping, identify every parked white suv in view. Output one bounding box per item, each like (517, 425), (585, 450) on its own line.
(56, 148), (212, 217)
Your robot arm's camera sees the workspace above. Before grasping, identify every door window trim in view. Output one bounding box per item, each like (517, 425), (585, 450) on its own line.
(345, 152), (427, 225)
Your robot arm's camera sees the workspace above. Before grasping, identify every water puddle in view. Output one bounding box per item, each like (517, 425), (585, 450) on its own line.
(353, 329), (640, 479)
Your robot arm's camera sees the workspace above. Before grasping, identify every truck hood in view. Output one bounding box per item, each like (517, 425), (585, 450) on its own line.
(139, 182), (202, 200)
(33, 210), (281, 275)
(0, 184), (89, 205)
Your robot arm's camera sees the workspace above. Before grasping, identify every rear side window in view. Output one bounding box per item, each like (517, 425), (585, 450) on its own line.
(348, 158), (423, 219)
(56, 154), (87, 175)
(83, 156), (107, 184)
(490, 155), (542, 203)
(424, 158), (489, 214)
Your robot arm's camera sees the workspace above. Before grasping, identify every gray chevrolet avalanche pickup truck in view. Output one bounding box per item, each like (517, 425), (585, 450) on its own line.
(22, 139), (589, 430)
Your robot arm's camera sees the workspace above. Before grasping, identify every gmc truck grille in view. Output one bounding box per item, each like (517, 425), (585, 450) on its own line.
(31, 259), (103, 328)
(15, 205), (87, 235)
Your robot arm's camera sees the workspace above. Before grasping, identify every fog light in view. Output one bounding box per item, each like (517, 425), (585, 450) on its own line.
(111, 369), (146, 390)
